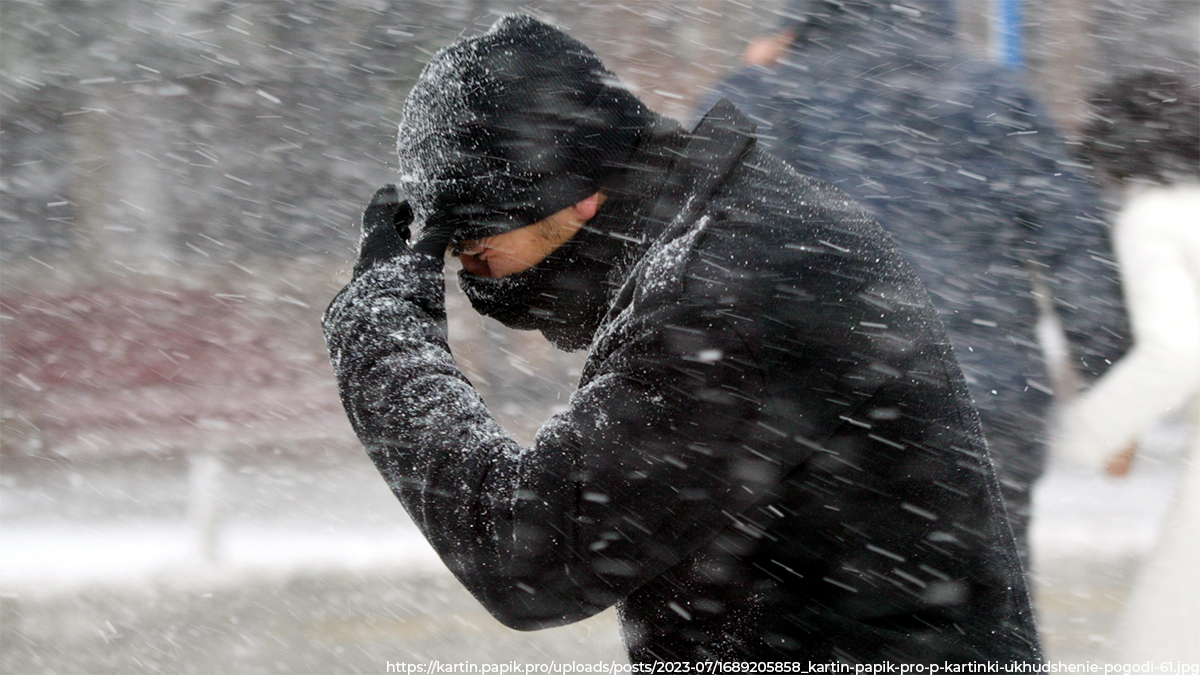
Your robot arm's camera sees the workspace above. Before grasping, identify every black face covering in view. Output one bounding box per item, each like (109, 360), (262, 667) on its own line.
(458, 116), (685, 352)
(457, 224), (624, 352)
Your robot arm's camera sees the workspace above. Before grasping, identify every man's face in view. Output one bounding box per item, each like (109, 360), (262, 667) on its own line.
(452, 193), (606, 278)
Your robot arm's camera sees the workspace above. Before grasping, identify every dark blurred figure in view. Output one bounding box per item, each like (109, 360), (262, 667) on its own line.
(1057, 72), (1198, 660)
(704, 0), (1130, 564)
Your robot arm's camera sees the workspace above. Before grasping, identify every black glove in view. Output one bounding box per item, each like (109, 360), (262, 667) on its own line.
(343, 184), (446, 328)
(355, 184), (416, 274)
(355, 183), (453, 261)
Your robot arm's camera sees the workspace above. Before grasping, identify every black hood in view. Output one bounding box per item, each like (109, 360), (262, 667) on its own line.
(396, 14), (654, 254)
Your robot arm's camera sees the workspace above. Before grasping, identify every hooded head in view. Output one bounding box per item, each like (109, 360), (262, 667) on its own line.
(396, 14), (655, 253)
(778, 0), (958, 54)
(396, 15), (668, 351)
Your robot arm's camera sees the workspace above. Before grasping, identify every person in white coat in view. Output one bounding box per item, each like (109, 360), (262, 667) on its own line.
(1056, 71), (1199, 661)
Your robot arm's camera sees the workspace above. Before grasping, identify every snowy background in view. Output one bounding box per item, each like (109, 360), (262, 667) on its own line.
(3, 0), (1198, 670)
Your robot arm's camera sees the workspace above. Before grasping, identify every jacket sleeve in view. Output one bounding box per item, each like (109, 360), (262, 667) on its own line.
(323, 258), (769, 630)
(986, 85), (1131, 381)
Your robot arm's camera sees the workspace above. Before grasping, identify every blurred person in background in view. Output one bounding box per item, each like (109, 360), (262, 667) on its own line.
(324, 15), (1041, 662)
(1056, 71), (1199, 660)
(703, 0), (1130, 567)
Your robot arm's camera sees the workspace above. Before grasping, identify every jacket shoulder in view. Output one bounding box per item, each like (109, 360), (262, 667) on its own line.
(704, 146), (898, 265)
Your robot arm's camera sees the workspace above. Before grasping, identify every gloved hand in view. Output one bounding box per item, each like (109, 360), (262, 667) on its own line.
(346, 184), (446, 324)
(355, 184), (416, 273)
(356, 183), (453, 265)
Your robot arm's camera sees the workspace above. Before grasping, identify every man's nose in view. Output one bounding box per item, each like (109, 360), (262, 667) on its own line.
(459, 254), (491, 277)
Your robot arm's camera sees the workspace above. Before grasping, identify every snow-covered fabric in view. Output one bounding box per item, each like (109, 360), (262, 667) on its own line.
(703, 0), (1130, 561)
(396, 15), (653, 255)
(325, 99), (1040, 661)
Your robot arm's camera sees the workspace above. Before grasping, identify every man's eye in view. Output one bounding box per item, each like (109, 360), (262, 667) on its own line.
(455, 242), (488, 258)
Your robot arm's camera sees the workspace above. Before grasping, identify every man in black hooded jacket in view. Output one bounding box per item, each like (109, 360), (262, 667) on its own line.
(323, 14), (1041, 662)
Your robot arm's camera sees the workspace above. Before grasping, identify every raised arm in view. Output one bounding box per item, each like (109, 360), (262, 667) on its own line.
(323, 189), (769, 629)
